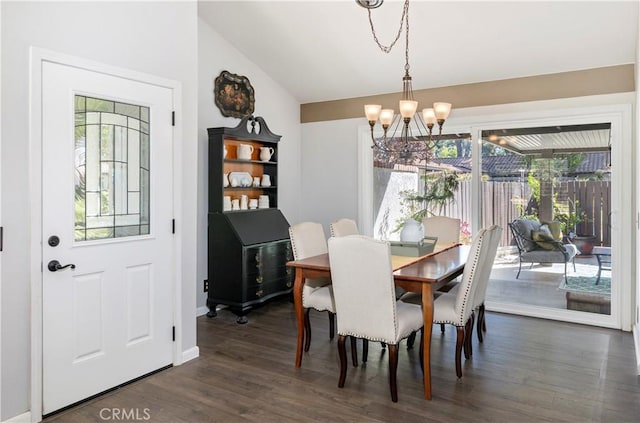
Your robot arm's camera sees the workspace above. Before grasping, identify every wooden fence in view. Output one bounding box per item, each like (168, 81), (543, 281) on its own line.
(433, 180), (611, 247)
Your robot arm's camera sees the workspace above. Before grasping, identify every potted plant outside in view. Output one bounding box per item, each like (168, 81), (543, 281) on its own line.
(555, 199), (597, 255)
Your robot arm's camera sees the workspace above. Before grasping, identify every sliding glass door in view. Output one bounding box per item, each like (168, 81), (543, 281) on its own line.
(480, 123), (615, 318)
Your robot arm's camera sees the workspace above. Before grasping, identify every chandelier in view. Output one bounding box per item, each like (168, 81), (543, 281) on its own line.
(357, 0), (452, 163)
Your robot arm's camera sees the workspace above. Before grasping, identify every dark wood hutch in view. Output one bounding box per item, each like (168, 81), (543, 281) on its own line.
(206, 116), (293, 323)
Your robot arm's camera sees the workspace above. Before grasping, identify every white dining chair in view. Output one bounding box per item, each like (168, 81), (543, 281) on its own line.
(445, 225), (502, 344)
(432, 227), (492, 378)
(401, 214), (461, 338)
(327, 235), (424, 402)
(422, 216), (461, 244)
(329, 218), (359, 237)
(289, 222), (336, 351)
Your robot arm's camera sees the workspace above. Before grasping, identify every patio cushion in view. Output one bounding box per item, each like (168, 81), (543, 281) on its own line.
(511, 218), (541, 251)
(532, 229), (556, 250)
(542, 220), (563, 240)
(521, 245), (577, 263)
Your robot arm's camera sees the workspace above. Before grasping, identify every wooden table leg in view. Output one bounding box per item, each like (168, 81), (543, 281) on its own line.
(421, 283), (434, 400)
(294, 268), (305, 368)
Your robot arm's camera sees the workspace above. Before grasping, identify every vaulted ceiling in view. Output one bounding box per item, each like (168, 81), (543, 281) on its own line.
(199, 1), (638, 104)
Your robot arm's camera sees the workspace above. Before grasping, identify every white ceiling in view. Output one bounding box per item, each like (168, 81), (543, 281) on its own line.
(198, 1), (639, 104)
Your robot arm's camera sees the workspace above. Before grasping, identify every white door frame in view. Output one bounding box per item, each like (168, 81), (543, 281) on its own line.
(29, 48), (183, 422)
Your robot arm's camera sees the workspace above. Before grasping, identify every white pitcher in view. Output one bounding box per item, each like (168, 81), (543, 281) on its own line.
(259, 146), (274, 162)
(261, 174), (271, 187)
(237, 144), (254, 160)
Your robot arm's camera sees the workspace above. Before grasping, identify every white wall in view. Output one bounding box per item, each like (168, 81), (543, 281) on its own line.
(197, 17), (301, 311)
(300, 118), (361, 235)
(0, 2), (198, 420)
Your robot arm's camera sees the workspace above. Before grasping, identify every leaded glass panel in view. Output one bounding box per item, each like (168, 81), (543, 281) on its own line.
(74, 95), (151, 241)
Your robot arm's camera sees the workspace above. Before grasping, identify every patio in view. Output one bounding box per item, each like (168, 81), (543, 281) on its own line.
(486, 249), (611, 315)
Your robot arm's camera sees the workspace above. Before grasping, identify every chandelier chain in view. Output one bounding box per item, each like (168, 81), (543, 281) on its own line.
(366, 0), (410, 54)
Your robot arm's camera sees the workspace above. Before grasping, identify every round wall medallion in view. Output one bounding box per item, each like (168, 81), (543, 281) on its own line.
(214, 70), (255, 119)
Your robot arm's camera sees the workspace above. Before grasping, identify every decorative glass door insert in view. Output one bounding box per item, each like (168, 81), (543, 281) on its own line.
(74, 95), (150, 241)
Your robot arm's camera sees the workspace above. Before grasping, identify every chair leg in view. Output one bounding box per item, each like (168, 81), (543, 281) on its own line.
(350, 336), (358, 367)
(464, 315), (473, 359)
(564, 262), (569, 285)
(407, 331), (416, 349)
(328, 311), (335, 340)
(388, 344), (399, 402)
(440, 323), (446, 333)
(455, 326), (464, 378)
(337, 335), (348, 388)
(573, 258), (576, 272)
(304, 309), (312, 352)
(477, 304), (485, 343)
(362, 339), (368, 363)
(516, 260), (522, 279)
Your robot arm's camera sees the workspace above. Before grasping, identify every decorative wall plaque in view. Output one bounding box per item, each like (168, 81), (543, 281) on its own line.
(214, 70), (255, 118)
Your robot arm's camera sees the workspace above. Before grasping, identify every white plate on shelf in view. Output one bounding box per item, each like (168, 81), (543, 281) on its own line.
(228, 172), (253, 187)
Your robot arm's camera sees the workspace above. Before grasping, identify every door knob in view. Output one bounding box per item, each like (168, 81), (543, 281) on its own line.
(47, 260), (76, 272)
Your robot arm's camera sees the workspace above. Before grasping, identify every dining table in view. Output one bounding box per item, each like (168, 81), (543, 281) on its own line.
(286, 242), (470, 400)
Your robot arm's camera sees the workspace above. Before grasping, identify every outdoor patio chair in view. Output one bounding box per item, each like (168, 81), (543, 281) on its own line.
(508, 218), (578, 284)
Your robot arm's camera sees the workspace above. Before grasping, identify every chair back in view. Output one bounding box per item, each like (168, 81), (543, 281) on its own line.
(453, 228), (491, 320)
(289, 222), (327, 260)
(471, 225), (502, 308)
(328, 235), (399, 344)
(422, 216), (460, 243)
(329, 218), (359, 237)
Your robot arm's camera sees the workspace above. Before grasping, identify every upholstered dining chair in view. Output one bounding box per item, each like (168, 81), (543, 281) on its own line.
(328, 218), (373, 361)
(445, 225), (502, 344)
(422, 216), (461, 244)
(432, 227), (492, 378)
(288, 222), (337, 351)
(327, 235), (424, 402)
(329, 218), (359, 237)
(401, 215), (462, 338)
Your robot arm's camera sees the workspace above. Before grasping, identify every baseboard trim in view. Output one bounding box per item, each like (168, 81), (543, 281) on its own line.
(196, 305), (209, 317)
(3, 411), (31, 423)
(633, 324), (640, 374)
(181, 346), (199, 363)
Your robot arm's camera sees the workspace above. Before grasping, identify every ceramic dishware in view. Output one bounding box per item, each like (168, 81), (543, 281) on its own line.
(253, 176), (261, 187)
(258, 195), (269, 209)
(261, 174), (271, 187)
(249, 199), (258, 209)
(223, 196), (232, 211)
(223, 173), (229, 187)
(237, 144), (254, 160)
(231, 199), (240, 210)
(240, 195), (248, 210)
(259, 146), (274, 162)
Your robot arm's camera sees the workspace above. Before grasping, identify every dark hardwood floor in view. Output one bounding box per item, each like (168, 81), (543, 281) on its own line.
(47, 297), (640, 422)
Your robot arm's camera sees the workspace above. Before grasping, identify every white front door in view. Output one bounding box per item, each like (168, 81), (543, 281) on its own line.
(42, 61), (174, 414)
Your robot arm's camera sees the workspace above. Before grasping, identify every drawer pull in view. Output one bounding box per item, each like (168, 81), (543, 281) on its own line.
(256, 289), (264, 297)
(256, 275), (263, 284)
(255, 253), (261, 263)
(286, 268), (292, 275)
(286, 281), (292, 288)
